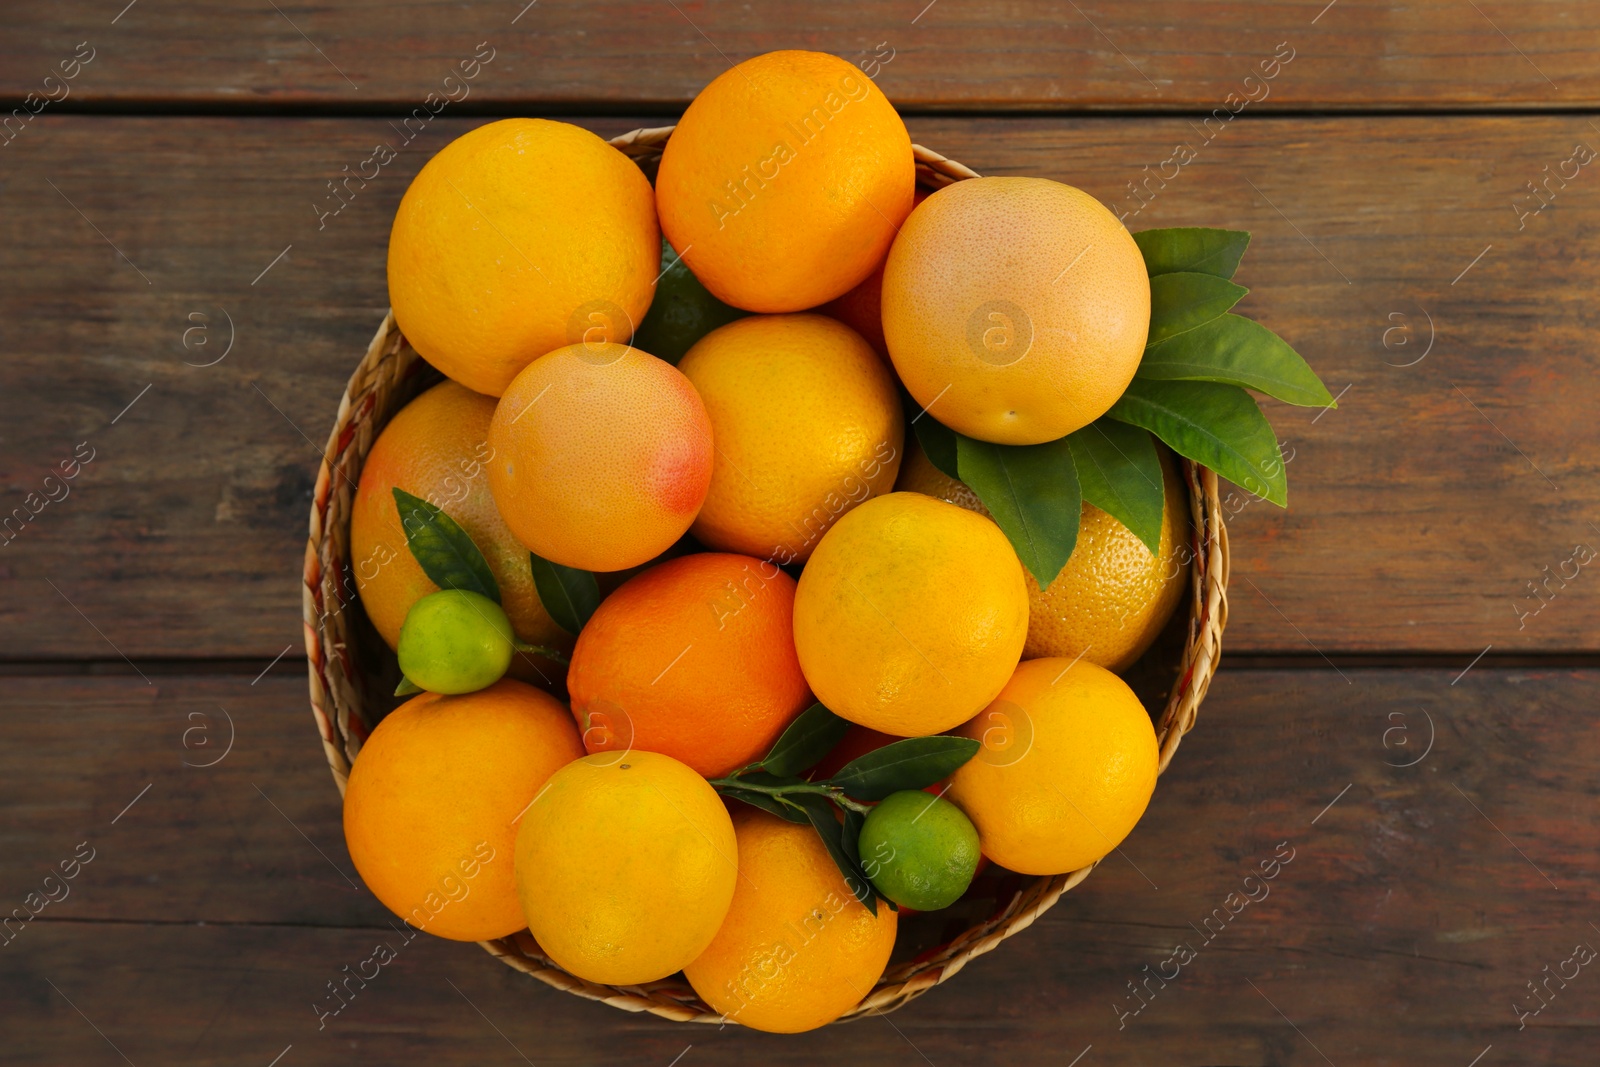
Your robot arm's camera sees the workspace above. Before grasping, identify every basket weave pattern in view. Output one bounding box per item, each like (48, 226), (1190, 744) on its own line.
(302, 129), (1230, 1024)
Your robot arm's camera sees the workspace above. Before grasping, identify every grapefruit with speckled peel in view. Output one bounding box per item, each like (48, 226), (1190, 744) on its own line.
(882, 176), (1150, 445)
(348, 380), (570, 683)
(487, 343), (713, 572)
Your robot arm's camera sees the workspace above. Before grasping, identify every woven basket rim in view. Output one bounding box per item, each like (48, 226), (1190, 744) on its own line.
(301, 126), (1230, 1027)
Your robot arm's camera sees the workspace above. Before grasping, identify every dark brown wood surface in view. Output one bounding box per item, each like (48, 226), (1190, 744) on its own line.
(4, 13), (1598, 1063)
(4, 668), (1595, 1064)
(3, 115), (1598, 659)
(4, 1), (1600, 111)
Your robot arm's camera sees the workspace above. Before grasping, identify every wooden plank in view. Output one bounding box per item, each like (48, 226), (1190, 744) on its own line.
(4, 2), (1600, 112)
(2, 668), (1595, 1062)
(1, 115), (1598, 657)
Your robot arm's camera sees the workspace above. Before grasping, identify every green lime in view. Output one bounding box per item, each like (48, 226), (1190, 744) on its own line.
(630, 239), (745, 364)
(857, 790), (981, 911)
(396, 589), (514, 695)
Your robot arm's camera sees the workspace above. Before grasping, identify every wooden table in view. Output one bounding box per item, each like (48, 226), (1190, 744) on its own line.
(3, 3), (1597, 1063)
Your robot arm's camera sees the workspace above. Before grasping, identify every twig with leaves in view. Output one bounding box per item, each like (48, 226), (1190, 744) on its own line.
(709, 703), (980, 913)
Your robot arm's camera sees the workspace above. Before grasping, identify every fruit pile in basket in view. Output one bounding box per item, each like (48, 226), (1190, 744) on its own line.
(339, 49), (1329, 1032)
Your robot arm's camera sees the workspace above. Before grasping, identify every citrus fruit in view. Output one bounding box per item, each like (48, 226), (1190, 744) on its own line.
(815, 187), (929, 359)
(348, 380), (570, 680)
(342, 679), (584, 941)
(515, 751), (737, 985)
(792, 492), (1029, 736)
(387, 118), (659, 397)
(897, 439), (1189, 671)
(947, 657), (1159, 876)
(396, 589), (513, 694)
(858, 790), (981, 911)
(678, 314), (904, 563)
(683, 808), (897, 1032)
(486, 343), (713, 572)
(566, 553), (812, 778)
(655, 50), (916, 312)
(631, 240), (747, 364)
(882, 176), (1151, 444)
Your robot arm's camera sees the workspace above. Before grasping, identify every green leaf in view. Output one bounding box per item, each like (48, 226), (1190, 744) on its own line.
(392, 488), (500, 603)
(1133, 227), (1251, 279)
(839, 807), (894, 911)
(528, 553), (601, 636)
(829, 736), (982, 801)
(910, 412), (960, 480)
(955, 435), (1081, 588)
(631, 240), (747, 365)
(1147, 271), (1249, 346)
(720, 787), (809, 824)
(393, 676), (422, 697)
(720, 770), (804, 790)
(787, 793), (878, 913)
(759, 703), (851, 778)
(1108, 378), (1287, 506)
(1066, 421), (1165, 554)
(1138, 314), (1335, 408)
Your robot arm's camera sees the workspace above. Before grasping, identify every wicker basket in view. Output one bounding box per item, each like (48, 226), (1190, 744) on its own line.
(302, 128), (1230, 1025)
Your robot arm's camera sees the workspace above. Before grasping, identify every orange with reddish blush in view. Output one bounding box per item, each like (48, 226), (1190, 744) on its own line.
(487, 343), (714, 572)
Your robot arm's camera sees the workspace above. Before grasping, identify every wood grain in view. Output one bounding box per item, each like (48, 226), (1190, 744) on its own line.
(4, 1), (1600, 112)
(2, 668), (1595, 1062)
(3, 115), (1597, 658)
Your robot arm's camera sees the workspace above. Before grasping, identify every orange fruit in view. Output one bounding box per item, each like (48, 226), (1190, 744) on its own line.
(897, 440), (1190, 671)
(348, 381), (570, 684)
(677, 314), (904, 564)
(486, 343), (713, 572)
(882, 176), (1151, 444)
(656, 50), (915, 312)
(792, 492), (1029, 736)
(387, 118), (658, 396)
(684, 808), (897, 1032)
(342, 679), (584, 942)
(567, 553), (812, 778)
(516, 751), (737, 985)
(815, 187), (929, 359)
(948, 657), (1159, 876)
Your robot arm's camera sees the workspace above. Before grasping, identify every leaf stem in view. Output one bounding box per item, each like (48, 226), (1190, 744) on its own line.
(511, 641), (570, 667)
(708, 776), (873, 814)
